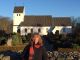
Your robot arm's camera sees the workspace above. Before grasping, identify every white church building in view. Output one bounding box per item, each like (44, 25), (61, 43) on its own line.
(13, 6), (72, 35)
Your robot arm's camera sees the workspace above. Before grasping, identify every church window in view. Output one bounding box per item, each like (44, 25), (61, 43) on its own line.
(31, 29), (33, 33)
(25, 28), (27, 33)
(38, 28), (41, 33)
(17, 14), (20, 16)
(17, 14), (18, 16)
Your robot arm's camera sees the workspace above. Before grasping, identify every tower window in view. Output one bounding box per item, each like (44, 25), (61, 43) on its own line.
(17, 28), (20, 33)
(17, 14), (20, 16)
(17, 14), (18, 16)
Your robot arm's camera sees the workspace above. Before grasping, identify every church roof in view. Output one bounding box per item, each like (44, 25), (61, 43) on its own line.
(52, 17), (72, 26)
(13, 6), (24, 13)
(20, 15), (52, 26)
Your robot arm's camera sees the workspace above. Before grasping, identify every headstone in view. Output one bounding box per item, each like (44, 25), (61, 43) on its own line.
(0, 54), (4, 60)
(2, 56), (10, 60)
(7, 38), (12, 47)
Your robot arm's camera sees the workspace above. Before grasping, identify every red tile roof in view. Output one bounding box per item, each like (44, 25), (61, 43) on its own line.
(13, 6), (24, 13)
(52, 17), (72, 26)
(20, 15), (52, 26)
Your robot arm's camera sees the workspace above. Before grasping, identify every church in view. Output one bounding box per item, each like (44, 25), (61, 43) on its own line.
(13, 6), (72, 35)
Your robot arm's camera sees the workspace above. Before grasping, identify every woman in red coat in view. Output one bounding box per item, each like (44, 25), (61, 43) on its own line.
(22, 33), (48, 60)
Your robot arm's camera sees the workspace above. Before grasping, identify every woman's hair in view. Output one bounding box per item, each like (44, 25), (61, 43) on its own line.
(30, 33), (43, 46)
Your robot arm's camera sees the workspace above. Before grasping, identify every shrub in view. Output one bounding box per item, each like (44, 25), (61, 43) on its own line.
(12, 33), (22, 46)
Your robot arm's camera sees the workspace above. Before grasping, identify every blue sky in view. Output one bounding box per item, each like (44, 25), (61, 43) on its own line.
(0, 0), (80, 18)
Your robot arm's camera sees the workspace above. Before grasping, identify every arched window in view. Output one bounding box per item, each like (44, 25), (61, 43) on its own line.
(38, 28), (41, 33)
(25, 28), (27, 33)
(31, 29), (33, 33)
(17, 14), (20, 16)
(17, 28), (20, 33)
(17, 14), (18, 16)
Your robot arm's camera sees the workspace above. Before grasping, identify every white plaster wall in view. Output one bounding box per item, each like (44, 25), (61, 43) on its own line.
(13, 26), (18, 33)
(13, 13), (24, 25)
(52, 26), (72, 34)
(40, 27), (50, 35)
(13, 12), (25, 33)
(20, 26), (50, 35)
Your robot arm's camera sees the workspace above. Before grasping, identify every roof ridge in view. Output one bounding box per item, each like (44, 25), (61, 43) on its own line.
(24, 15), (52, 17)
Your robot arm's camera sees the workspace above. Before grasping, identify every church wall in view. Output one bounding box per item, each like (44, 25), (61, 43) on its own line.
(20, 26), (50, 35)
(13, 26), (18, 33)
(13, 12), (25, 33)
(52, 26), (72, 34)
(13, 13), (24, 25)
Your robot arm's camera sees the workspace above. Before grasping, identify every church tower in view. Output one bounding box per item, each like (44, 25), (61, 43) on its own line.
(13, 6), (25, 33)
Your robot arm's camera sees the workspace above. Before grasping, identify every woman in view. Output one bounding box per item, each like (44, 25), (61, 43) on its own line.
(22, 33), (48, 60)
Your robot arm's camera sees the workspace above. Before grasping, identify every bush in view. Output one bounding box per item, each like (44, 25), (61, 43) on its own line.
(12, 33), (22, 46)
(22, 33), (32, 44)
(0, 36), (7, 45)
(72, 44), (80, 49)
